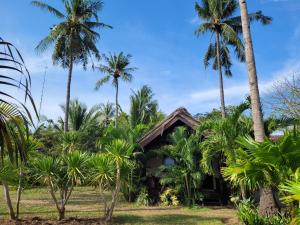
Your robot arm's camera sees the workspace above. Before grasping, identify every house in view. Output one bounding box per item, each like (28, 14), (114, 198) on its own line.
(137, 107), (228, 204)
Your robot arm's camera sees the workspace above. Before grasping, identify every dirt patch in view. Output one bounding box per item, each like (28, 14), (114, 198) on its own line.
(0, 217), (107, 225)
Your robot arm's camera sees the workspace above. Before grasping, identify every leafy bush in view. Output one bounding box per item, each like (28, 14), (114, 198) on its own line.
(237, 199), (290, 225)
(135, 188), (150, 206)
(160, 188), (180, 206)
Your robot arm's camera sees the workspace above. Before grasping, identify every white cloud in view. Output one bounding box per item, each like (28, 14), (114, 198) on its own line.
(186, 58), (300, 113)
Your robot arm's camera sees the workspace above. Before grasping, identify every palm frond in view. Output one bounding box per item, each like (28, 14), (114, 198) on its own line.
(31, 1), (65, 18)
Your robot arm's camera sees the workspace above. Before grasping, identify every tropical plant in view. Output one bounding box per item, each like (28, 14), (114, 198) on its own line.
(130, 85), (160, 128)
(135, 188), (150, 206)
(195, 0), (271, 118)
(30, 151), (88, 220)
(236, 199), (290, 225)
(32, 0), (111, 132)
(103, 139), (135, 221)
(197, 101), (252, 200)
(99, 101), (115, 126)
(0, 38), (37, 220)
(158, 127), (203, 206)
(58, 99), (104, 152)
(279, 170), (300, 225)
(60, 99), (101, 131)
(223, 133), (300, 216)
(95, 52), (137, 128)
(88, 153), (114, 217)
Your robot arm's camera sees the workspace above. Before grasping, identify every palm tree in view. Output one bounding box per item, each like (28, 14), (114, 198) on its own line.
(60, 99), (101, 131)
(130, 85), (160, 128)
(32, 0), (111, 132)
(195, 0), (271, 118)
(238, 0), (272, 216)
(99, 102), (115, 126)
(238, 0), (266, 143)
(95, 52), (137, 128)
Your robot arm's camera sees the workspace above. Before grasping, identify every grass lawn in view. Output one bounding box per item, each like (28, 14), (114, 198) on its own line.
(0, 186), (239, 224)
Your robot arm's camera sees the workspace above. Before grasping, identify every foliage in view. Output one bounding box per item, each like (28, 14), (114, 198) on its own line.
(197, 101), (251, 175)
(195, 0), (271, 76)
(0, 37), (37, 220)
(160, 188), (180, 206)
(130, 85), (162, 128)
(30, 151), (89, 220)
(95, 52), (137, 127)
(158, 127), (203, 206)
(223, 133), (300, 191)
(32, 0), (111, 68)
(279, 171), (300, 225)
(135, 188), (150, 206)
(99, 101), (115, 126)
(236, 199), (290, 225)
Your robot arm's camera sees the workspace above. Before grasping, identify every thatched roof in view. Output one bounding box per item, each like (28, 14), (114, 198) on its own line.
(138, 107), (198, 148)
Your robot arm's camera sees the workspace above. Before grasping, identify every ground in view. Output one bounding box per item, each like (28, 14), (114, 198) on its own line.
(0, 186), (239, 225)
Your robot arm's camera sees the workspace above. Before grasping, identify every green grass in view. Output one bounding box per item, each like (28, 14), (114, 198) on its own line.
(0, 186), (238, 225)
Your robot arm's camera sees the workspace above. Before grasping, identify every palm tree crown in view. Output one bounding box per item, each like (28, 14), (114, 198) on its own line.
(95, 52), (137, 128)
(195, 0), (271, 118)
(32, 0), (111, 68)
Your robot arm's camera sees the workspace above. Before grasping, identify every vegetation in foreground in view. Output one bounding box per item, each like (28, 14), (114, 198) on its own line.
(0, 187), (238, 225)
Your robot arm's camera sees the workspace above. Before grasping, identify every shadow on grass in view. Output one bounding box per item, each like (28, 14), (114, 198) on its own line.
(112, 214), (224, 225)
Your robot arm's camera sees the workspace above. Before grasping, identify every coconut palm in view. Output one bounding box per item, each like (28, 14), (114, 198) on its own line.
(238, 0), (266, 143)
(130, 85), (159, 128)
(60, 99), (101, 131)
(99, 102), (115, 126)
(32, 0), (111, 132)
(238, 0), (272, 216)
(195, 0), (271, 118)
(31, 151), (88, 220)
(95, 52), (137, 128)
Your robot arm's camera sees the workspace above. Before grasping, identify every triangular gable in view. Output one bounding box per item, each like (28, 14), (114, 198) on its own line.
(138, 107), (198, 148)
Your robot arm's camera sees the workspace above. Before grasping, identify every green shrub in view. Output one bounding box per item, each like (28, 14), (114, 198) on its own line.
(135, 188), (150, 206)
(237, 199), (290, 225)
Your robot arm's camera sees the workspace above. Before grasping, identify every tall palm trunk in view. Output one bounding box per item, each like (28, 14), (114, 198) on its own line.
(3, 181), (16, 220)
(239, 0), (265, 142)
(115, 78), (119, 128)
(239, 0), (278, 216)
(64, 54), (74, 133)
(216, 31), (226, 118)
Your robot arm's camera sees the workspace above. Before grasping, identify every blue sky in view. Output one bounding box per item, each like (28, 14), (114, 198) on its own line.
(1, 0), (300, 120)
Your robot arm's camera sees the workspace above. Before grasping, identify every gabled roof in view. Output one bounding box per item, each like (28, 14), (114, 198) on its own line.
(138, 107), (199, 148)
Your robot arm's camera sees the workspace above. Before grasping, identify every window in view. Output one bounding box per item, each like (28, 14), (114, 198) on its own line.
(164, 157), (175, 167)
